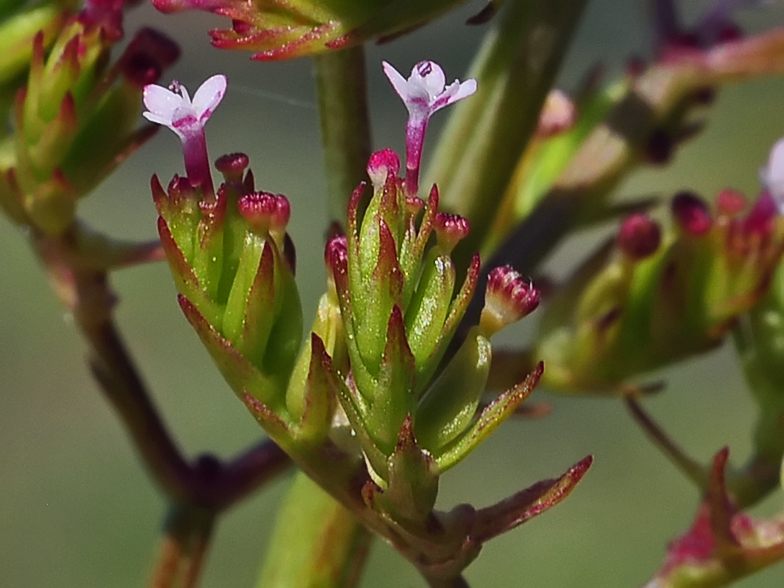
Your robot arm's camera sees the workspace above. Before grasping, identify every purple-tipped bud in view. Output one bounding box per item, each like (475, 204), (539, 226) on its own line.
(215, 152), (249, 183)
(743, 191), (777, 237)
(119, 28), (181, 88)
(433, 212), (470, 253)
(716, 189), (747, 217)
(238, 191), (290, 236)
(617, 214), (662, 261)
(367, 149), (400, 190)
(325, 234), (349, 286)
(672, 191), (713, 236)
(405, 196), (425, 215)
(480, 266), (540, 337)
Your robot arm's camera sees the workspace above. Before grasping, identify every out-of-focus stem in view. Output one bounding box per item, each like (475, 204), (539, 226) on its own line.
(32, 223), (294, 588)
(256, 471), (371, 588)
(146, 504), (215, 588)
(426, 0), (587, 262)
(730, 318), (784, 508)
(34, 225), (292, 509)
(624, 396), (709, 490)
(314, 46), (372, 226)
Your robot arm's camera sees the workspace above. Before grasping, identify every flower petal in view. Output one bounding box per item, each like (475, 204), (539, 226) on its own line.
(382, 61), (411, 102)
(413, 61), (446, 101)
(760, 137), (784, 210)
(192, 74), (227, 121)
(143, 84), (183, 122)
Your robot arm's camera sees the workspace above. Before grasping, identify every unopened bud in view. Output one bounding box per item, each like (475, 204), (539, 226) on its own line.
(367, 149), (400, 191)
(480, 266), (540, 337)
(215, 152), (250, 183)
(672, 191), (712, 236)
(238, 191), (290, 246)
(433, 212), (470, 254)
(119, 28), (181, 87)
(325, 234), (349, 282)
(617, 214), (661, 261)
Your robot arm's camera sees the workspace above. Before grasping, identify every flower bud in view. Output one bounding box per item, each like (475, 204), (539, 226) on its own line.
(616, 214), (662, 261)
(672, 190), (713, 236)
(215, 152), (249, 184)
(155, 151), (302, 411)
(480, 266), (540, 337)
(534, 182), (784, 394)
(0, 5), (179, 235)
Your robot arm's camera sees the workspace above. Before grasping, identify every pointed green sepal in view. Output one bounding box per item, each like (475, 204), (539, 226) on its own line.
(178, 294), (290, 416)
(287, 334), (336, 444)
(366, 305), (417, 455)
(405, 247), (456, 372)
(436, 362), (543, 471)
(373, 415), (439, 524)
(415, 326), (491, 454)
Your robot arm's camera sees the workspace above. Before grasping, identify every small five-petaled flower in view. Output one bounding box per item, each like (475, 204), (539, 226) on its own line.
(383, 60), (476, 195)
(143, 74), (227, 196)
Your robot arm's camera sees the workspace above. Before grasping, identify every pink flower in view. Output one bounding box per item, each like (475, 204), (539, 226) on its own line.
(143, 75), (227, 196)
(383, 60), (476, 195)
(760, 137), (784, 214)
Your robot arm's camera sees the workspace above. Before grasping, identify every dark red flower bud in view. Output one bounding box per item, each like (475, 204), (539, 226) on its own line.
(119, 28), (180, 87)
(238, 191), (290, 235)
(672, 191), (712, 236)
(433, 212), (470, 253)
(617, 214), (661, 261)
(215, 152), (250, 183)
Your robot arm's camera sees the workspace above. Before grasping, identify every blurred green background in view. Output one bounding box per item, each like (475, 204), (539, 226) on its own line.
(4, 0), (784, 586)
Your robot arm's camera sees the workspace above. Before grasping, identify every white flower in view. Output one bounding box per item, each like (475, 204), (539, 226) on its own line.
(760, 137), (784, 213)
(382, 60), (476, 195)
(382, 60), (476, 122)
(143, 74), (227, 141)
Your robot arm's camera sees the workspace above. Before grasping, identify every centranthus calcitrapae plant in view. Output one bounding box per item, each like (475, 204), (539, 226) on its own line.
(8, 0), (784, 586)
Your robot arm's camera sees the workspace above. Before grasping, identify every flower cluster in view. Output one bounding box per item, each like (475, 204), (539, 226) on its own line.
(0, 1), (179, 235)
(534, 140), (784, 393)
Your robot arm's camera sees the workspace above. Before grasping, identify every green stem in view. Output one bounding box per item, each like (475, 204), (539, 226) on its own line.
(314, 46), (372, 226)
(257, 471), (371, 588)
(426, 0), (588, 262)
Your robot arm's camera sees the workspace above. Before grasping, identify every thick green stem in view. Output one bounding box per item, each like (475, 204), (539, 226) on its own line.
(730, 317), (784, 508)
(257, 471), (371, 588)
(314, 46), (372, 226)
(426, 0), (587, 262)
